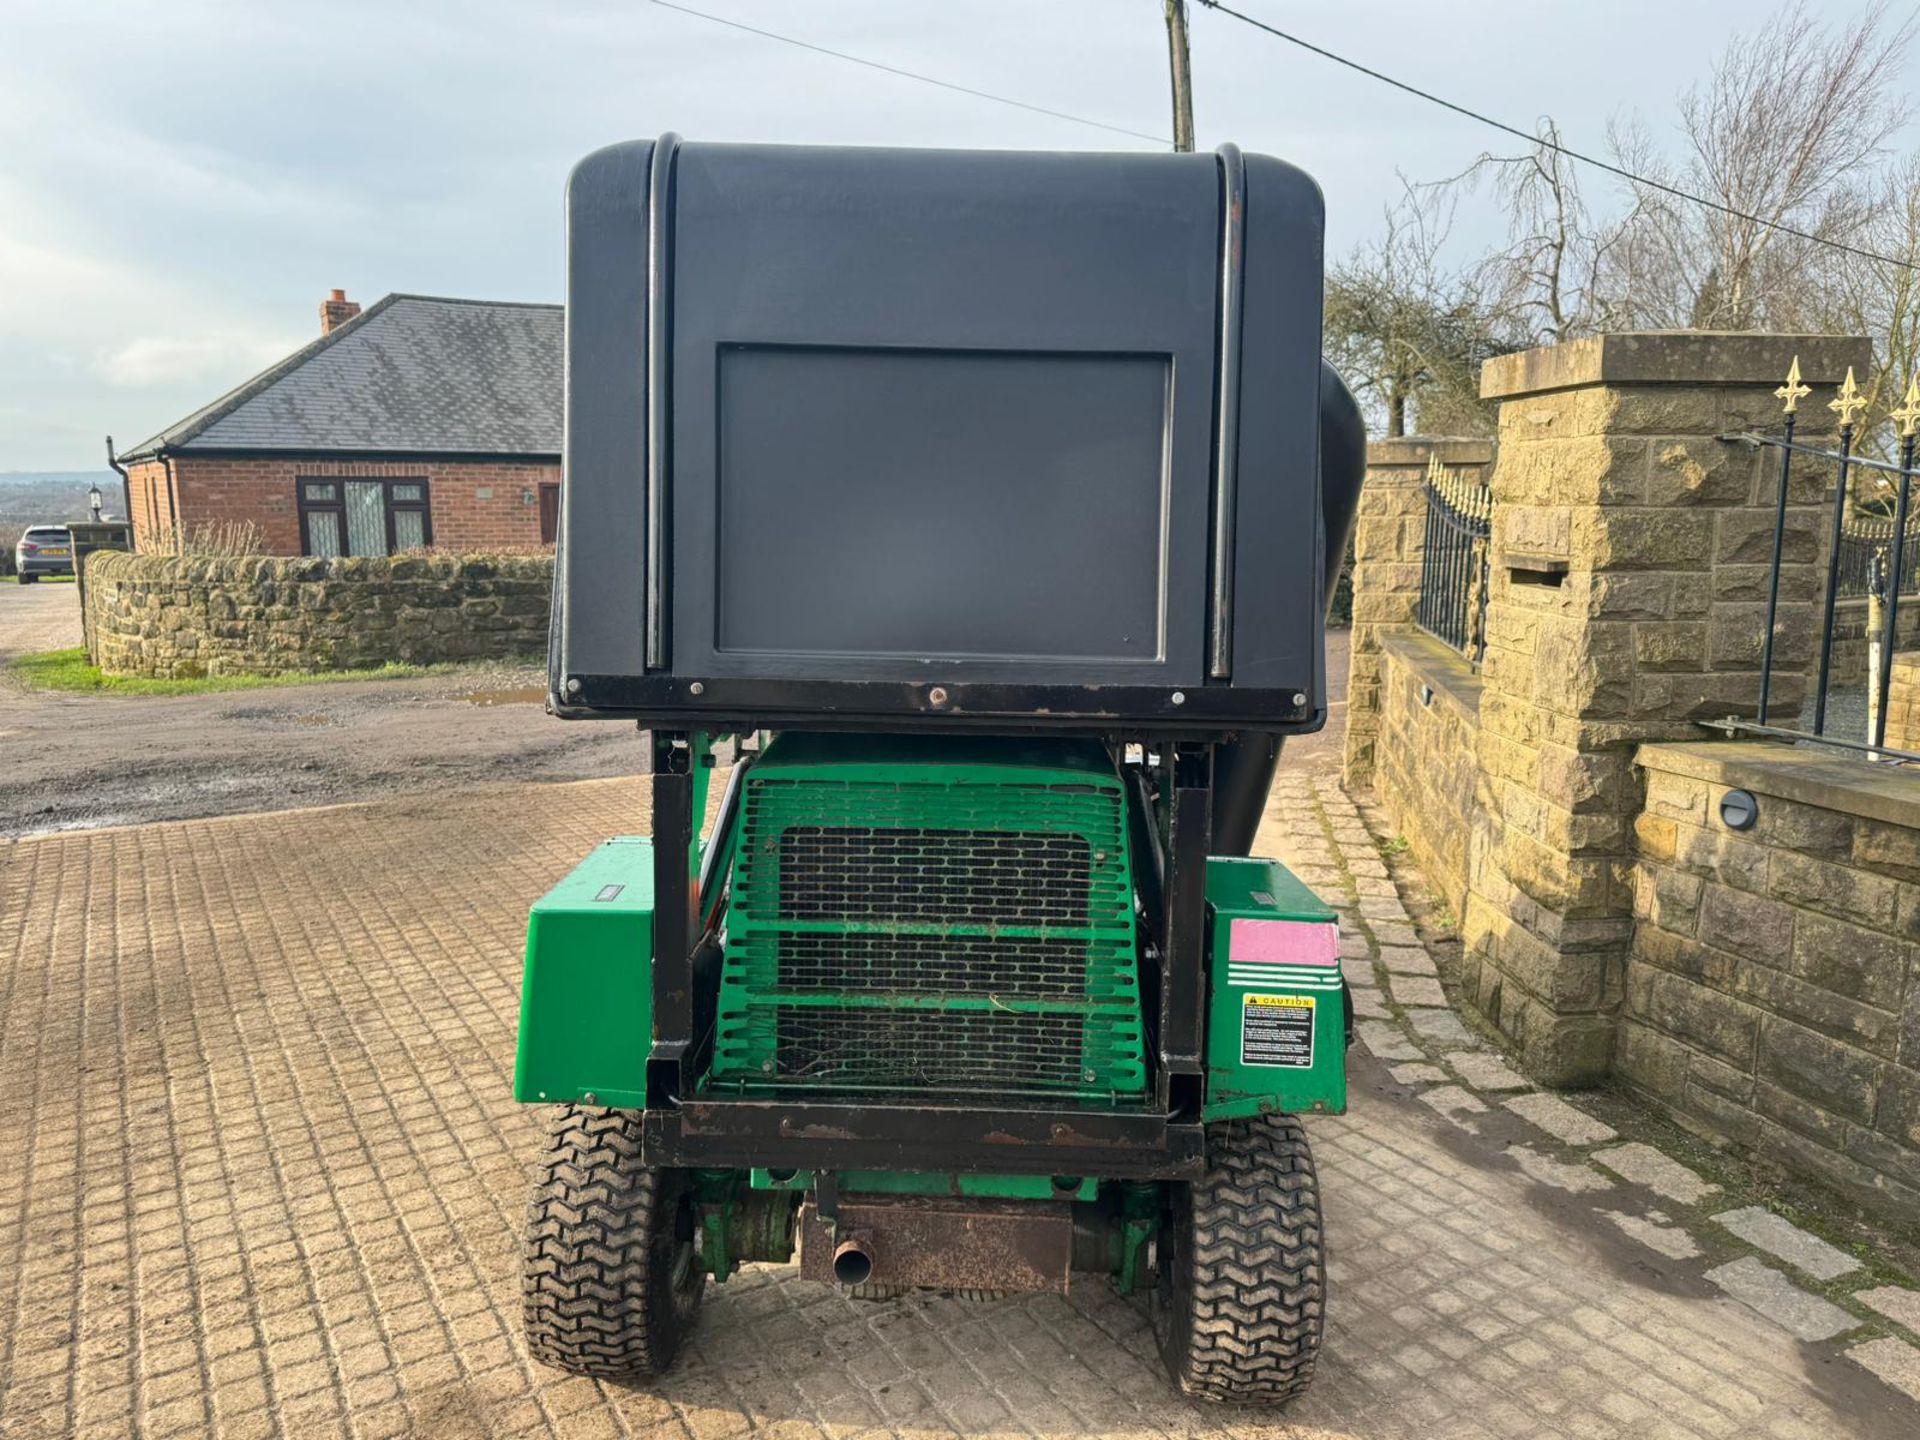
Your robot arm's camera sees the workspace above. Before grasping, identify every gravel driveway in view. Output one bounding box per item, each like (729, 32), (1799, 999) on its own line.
(0, 576), (82, 663)
(0, 574), (1347, 838)
(0, 576), (649, 837)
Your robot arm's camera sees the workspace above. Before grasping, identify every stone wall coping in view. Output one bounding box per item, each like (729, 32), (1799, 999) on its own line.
(1380, 629), (1484, 716)
(1366, 436), (1495, 468)
(1480, 331), (1873, 400)
(87, 550), (552, 584)
(1636, 739), (1920, 829)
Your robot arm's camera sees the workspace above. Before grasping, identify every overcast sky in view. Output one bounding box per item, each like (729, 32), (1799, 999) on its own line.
(1, 0), (1906, 471)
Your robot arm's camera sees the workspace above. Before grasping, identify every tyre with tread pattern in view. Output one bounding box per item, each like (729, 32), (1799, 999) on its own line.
(1154, 1112), (1325, 1404)
(523, 1105), (704, 1380)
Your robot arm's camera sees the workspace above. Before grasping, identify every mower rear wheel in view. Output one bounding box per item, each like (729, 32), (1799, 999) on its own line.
(1154, 1113), (1325, 1404)
(523, 1106), (705, 1380)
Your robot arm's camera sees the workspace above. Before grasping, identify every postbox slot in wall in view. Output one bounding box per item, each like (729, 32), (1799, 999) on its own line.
(1505, 551), (1569, 589)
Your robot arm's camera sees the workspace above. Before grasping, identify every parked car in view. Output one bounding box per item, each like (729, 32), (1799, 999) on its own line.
(15, 525), (74, 583)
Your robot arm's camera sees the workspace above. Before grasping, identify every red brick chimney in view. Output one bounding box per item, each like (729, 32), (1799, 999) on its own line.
(320, 288), (361, 335)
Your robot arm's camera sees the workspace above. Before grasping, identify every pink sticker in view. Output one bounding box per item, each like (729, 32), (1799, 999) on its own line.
(1230, 918), (1339, 966)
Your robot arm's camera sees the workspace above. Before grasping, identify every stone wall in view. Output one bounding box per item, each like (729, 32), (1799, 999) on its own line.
(1374, 632), (1483, 923)
(1349, 331), (1874, 1085)
(1828, 598), (1920, 694)
(82, 551), (551, 678)
(1344, 437), (1494, 786)
(1626, 741), (1920, 1222)
(1886, 652), (1920, 752)
(1457, 332), (1870, 1084)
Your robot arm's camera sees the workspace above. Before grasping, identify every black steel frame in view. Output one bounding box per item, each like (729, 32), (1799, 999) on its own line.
(556, 676), (1317, 738)
(636, 726), (1213, 1180)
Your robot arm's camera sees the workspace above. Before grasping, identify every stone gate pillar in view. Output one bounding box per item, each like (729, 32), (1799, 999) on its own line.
(1344, 436), (1494, 786)
(1466, 332), (1870, 1085)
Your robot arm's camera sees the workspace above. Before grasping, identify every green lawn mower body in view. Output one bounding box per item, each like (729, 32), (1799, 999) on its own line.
(516, 135), (1364, 1403)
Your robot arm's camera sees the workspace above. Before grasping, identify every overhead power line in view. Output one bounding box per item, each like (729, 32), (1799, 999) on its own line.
(648, 0), (1170, 146)
(1194, 0), (1919, 274)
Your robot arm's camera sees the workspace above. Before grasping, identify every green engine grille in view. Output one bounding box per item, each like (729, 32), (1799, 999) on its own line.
(711, 760), (1146, 1101)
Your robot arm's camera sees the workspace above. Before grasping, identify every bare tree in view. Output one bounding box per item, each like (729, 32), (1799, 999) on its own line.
(1608, 1), (1914, 332)
(1440, 119), (1654, 345)
(1324, 181), (1513, 437)
(1324, 1), (1919, 452)
(1806, 153), (1920, 474)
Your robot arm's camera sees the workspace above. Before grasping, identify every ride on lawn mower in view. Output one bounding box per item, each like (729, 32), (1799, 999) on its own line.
(514, 135), (1364, 1404)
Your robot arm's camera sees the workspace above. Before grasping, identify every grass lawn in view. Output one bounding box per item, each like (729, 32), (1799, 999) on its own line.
(10, 647), (445, 697)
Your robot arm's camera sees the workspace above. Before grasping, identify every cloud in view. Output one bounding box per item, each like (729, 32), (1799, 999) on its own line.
(95, 333), (299, 390)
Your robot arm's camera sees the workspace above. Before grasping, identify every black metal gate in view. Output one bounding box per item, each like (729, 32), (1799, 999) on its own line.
(1416, 455), (1492, 663)
(1719, 361), (1920, 757)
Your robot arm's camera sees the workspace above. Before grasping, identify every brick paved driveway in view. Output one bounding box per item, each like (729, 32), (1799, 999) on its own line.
(3, 772), (1917, 1438)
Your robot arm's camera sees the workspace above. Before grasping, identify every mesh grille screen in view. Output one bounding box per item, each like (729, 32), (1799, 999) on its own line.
(711, 766), (1146, 1099)
(776, 827), (1092, 926)
(775, 1007), (1088, 1089)
(775, 932), (1087, 999)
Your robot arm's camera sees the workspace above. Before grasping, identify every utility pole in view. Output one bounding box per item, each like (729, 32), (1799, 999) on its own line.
(1164, 1), (1195, 152)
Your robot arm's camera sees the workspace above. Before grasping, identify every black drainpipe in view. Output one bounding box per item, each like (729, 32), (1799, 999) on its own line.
(105, 436), (133, 549)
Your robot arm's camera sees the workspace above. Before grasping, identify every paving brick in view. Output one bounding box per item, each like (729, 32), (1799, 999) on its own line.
(1357, 1020), (1424, 1061)
(1388, 975), (1449, 1008)
(1848, 1337), (1920, 1402)
(1410, 1009), (1480, 1047)
(1379, 944), (1440, 976)
(1711, 1206), (1861, 1281)
(1350, 988), (1391, 1019)
(1506, 1145), (1613, 1194)
(1419, 1086), (1489, 1119)
(0, 771), (1908, 1440)
(1448, 1052), (1530, 1092)
(1390, 1063), (1449, 1086)
(1706, 1258), (1858, 1341)
(1601, 1211), (1702, 1260)
(1857, 1285), (1920, 1334)
(1504, 1093), (1620, 1147)
(1593, 1144), (1720, 1205)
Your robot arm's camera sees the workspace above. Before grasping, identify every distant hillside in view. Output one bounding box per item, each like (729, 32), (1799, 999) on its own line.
(0, 471), (121, 525)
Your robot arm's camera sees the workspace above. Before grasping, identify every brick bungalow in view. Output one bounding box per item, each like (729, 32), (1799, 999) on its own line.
(117, 291), (561, 555)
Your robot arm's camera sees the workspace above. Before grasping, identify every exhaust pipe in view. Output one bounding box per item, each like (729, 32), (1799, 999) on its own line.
(831, 1236), (874, 1287)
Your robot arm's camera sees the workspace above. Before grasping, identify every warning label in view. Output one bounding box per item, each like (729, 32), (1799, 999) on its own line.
(1241, 994), (1315, 1069)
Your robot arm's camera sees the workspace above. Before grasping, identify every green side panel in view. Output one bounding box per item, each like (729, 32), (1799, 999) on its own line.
(514, 838), (655, 1108)
(1203, 856), (1347, 1121)
(711, 733), (1147, 1101)
(749, 1168), (1097, 1200)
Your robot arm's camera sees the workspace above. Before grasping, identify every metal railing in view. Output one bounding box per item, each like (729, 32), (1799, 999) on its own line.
(1415, 455), (1492, 663)
(1837, 513), (1920, 599)
(1718, 359), (1920, 758)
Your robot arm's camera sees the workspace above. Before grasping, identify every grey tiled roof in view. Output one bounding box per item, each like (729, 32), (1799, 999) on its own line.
(120, 294), (562, 460)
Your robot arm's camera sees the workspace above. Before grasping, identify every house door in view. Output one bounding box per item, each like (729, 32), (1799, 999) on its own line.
(538, 482), (561, 545)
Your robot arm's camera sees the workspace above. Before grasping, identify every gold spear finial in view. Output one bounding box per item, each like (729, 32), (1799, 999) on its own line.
(1893, 374), (1920, 439)
(1776, 356), (1811, 415)
(1830, 366), (1869, 429)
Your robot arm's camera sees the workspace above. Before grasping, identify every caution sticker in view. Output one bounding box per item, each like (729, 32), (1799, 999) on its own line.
(1241, 994), (1314, 1069)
